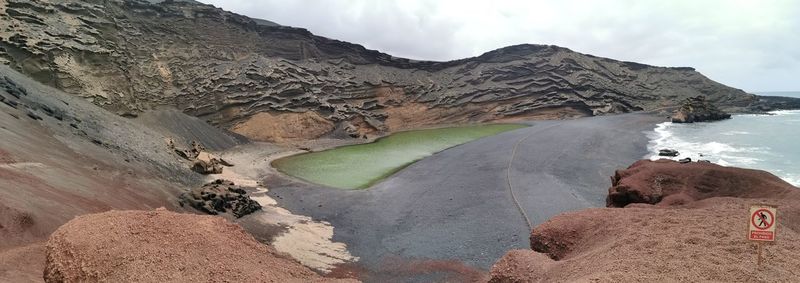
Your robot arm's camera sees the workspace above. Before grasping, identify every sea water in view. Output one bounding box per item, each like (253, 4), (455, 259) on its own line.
(647, 91), (800, 186)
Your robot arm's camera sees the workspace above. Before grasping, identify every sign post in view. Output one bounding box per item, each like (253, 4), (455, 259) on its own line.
(748, 204), (777, 269)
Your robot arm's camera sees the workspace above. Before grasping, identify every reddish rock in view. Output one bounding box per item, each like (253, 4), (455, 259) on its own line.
(607, 159), (799, 207)
(44, 209), (353, 282)
(491, 161), (800, 282)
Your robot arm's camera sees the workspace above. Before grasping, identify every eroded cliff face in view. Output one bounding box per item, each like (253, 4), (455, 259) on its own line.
(0, 0), (757, 141)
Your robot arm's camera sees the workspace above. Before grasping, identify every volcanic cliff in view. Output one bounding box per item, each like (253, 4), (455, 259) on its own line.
(0, 0), (778, 142)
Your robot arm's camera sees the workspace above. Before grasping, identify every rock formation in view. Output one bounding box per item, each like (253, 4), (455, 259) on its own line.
(671, 96), (731, 123)
(1, 0), (784, 142)
(179, 179), (262, 218)
(607, 159), (799, 207)
(169, 140), (232, 174)
(490, 160), (800, 282)
(43, 209), (352, 282)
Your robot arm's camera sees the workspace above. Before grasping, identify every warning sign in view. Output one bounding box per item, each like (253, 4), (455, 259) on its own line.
(748, 205), (777, 242)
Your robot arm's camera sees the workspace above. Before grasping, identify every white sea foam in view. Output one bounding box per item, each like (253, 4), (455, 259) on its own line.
(645, 120), (797, 185)
(720, 130), (752, 136)
(646, 123), (765, 162)
(769, 110), (800, 116)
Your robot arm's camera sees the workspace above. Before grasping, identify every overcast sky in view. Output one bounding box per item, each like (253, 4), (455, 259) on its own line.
(200, 0), (799, 92)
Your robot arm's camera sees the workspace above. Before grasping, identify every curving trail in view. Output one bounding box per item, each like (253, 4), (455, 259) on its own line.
(264, 113), (664, 281)
(504, 124), (559, 231)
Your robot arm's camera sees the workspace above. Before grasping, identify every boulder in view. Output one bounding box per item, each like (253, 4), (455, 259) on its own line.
(658, 149), (679, 157)
(191, 151), (223, 174)
(606, 159), (798, 208)
(179, 179), (262, 218)
(671, 96), (731, 123)
(169, 140), (231, 174)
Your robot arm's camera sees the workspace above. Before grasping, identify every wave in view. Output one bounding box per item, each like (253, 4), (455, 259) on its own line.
(720, 130), (751, 136)
(647, 122), (766, 160)
(646, 121), (799, 186)
(768, 110), (800, 116)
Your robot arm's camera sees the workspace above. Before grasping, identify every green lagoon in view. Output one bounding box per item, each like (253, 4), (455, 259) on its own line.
(272, 124), (527, 189)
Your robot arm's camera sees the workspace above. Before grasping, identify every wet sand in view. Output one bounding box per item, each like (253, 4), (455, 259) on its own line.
(261, 113), (665, 281)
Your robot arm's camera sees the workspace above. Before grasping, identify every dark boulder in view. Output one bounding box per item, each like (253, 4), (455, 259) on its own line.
(658, 149), (679, 157)
(178, 179), (262, 218)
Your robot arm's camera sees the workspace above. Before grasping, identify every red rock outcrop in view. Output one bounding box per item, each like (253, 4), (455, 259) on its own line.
(44, 209), (354, 282)
(490, 160), (800, 282)
(607, 159), (799, 207)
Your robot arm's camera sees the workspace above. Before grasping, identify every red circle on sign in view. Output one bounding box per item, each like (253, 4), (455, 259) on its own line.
(751, 209), (775, 230)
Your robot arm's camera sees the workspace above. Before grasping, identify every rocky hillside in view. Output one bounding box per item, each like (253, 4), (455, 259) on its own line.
(0, 0), (764, 141)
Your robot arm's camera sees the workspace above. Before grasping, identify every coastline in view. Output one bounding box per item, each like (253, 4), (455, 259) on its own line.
(254, 113), (664, 280)
(646, 109), (800, 186)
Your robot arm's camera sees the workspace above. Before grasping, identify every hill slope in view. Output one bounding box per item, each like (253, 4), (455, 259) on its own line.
(0, 0), (760, 141)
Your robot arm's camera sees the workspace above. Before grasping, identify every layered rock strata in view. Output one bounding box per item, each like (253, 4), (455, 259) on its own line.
(0, 0), (769, 142)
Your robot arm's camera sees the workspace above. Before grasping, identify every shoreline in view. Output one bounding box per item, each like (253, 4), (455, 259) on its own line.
(253, 113), (665, 280)
(646, 111), (800, 186)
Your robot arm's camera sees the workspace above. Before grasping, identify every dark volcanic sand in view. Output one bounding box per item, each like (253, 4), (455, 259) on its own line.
(265, 113), (664, 281)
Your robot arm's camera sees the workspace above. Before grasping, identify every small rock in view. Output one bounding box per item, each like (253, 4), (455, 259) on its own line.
(26, 111), (42, 120)
(658, 149), (679, 157)
(218, 158), (234, 167)
(678, 158), (692, 164)
(2, 99), (18, 108)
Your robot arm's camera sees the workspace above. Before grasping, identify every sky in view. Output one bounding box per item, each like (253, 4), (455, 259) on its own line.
(200, 0), (800, 92)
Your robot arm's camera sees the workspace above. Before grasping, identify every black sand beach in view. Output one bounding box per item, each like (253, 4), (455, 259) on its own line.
(263, 113), (664, 280)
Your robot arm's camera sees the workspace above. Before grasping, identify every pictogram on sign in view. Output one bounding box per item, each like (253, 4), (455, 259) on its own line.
(748, 205), (777, 242)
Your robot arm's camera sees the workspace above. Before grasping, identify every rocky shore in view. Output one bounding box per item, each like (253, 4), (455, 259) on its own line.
(31, 158), (800, 282)
(671, 96), (732, 123)
(490, 159), (800, 282)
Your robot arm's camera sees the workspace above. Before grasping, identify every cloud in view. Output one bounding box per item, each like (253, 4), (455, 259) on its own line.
(199, 0), (800, 92)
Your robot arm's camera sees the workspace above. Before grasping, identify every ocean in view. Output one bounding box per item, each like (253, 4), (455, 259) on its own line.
(647, 91), (800, 186)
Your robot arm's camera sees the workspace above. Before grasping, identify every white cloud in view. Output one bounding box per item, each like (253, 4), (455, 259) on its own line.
(199, 0), (800, 92)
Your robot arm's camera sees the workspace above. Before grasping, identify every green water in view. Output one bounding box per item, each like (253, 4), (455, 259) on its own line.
(273, 124), (527, 189)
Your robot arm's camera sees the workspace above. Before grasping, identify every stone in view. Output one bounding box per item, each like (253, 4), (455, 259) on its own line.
(179, 179), (262, 218)
(191, 151), (223, 174)
(658, 149), (679, 157)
